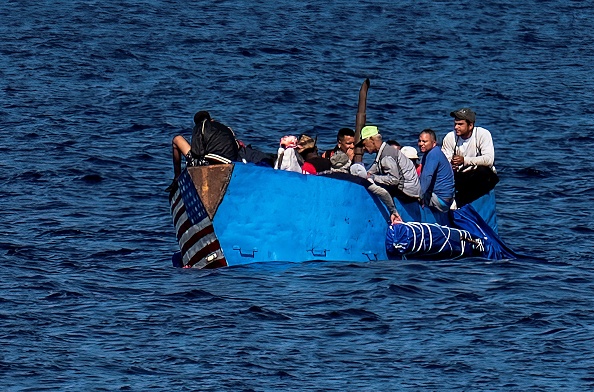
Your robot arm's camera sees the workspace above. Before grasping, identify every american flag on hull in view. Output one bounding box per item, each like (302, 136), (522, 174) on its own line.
(169, 169), (227, 269)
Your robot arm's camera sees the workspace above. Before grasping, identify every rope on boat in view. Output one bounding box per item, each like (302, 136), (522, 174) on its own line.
(391, 222), (485, 259)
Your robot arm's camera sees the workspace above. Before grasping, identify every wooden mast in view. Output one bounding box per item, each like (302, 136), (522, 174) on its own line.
(352, 78), (370, 163)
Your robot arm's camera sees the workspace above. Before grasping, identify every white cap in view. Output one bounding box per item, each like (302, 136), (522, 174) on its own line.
(401, 146), (419, 160)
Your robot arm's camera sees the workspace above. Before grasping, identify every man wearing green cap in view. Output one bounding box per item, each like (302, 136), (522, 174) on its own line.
(441, 108), (499, 207)
(356, 125), (421, 204)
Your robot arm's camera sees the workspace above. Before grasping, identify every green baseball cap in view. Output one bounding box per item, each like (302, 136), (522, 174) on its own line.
(360, 125), (379, 140)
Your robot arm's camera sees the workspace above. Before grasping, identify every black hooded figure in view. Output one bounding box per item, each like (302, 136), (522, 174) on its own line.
(190, 111), (239, 163)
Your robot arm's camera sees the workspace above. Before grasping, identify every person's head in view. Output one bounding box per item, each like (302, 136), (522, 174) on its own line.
(450, 108), (475, 139)
(358, 125), (382, 153)
(400, 146), (419, 163)
(330, 152), (350, 172)
(297, 134), (317, 156)
(386, 139), (401, 149)
(336, 128), (355, 153)
(194, 110), (211, 125)
(279, 135), (298, 149)
(418, 129), (437, 154)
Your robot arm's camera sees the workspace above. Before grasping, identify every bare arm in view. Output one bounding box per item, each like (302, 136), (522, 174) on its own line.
(172, 135), (191, 179)
(366, 183), (402, 223)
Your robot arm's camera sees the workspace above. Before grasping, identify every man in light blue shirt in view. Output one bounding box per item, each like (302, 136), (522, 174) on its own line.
(418, 129), (455, 212)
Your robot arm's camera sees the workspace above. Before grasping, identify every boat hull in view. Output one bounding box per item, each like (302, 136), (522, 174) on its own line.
(170, 164), (499, 268)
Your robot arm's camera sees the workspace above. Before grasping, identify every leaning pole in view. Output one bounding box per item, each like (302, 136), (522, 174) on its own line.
(352, 78), (370, 163)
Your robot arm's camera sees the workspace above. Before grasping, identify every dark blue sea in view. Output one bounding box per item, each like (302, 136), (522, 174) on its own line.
(2, 1), (594, 390)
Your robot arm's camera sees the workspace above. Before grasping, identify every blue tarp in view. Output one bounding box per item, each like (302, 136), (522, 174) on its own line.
(386, 222), (483, 260)
(386, 204), (517, 260)
(451, 204), (518, 260)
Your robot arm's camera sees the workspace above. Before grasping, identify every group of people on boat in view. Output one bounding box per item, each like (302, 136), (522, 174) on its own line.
(169, 108), (498, 225)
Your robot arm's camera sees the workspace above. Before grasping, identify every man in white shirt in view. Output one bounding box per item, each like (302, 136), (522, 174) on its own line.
(441, 108), (499, 207)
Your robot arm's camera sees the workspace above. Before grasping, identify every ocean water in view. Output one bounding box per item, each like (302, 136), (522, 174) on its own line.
(2, 1), (594, 390)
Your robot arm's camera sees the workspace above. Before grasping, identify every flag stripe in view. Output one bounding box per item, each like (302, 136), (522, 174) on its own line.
(170, 190), (182, 212)
(176, 219), (192, 241)
(202, 258), (228, 269)
(182, 231), (219, 265)
(181, 224), (215, 255)
(187, 240), (225, 268)
(174, 203), (187, 227)
(177, 210), (209, 244)
(170, 169), (228, 269)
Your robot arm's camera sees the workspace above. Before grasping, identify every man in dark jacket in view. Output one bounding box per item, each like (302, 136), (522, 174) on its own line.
(170, 111), (239, 180)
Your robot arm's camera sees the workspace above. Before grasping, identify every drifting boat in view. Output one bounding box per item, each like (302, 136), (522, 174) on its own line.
(168, 163), (515, 268)
(168, 79), (515, 268)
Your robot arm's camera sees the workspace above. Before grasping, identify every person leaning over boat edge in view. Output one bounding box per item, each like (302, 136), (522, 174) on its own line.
(354, 124), (421, 207)
(441, 108), (499, 207)
(169, 111), (239, 182)
(417, 129), (455, 212)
